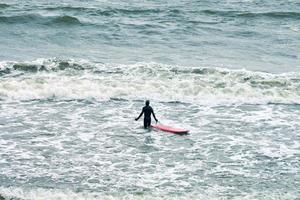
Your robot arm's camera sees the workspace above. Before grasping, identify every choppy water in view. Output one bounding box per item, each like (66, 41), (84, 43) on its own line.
(0, 0), (300, 199)
(1, 0), (300, 72)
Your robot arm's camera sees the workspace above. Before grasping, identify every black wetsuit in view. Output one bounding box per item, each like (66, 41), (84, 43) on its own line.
(136, 105), (157, 128)
(143, 105), (153, 128)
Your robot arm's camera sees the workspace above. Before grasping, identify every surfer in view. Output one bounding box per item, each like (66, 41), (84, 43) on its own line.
(135, 100), (158, 128)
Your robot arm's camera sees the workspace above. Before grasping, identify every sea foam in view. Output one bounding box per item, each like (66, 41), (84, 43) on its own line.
(0, 59), (299, 105)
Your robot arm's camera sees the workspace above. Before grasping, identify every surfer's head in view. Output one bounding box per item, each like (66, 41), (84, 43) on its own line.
(145, 100), (150, 106)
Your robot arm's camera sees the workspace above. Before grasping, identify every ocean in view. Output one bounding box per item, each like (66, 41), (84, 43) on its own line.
(0, 0), (299, 199)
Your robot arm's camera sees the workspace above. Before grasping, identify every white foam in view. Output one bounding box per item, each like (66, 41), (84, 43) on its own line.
(0, 59), (300, 105)
(0, 187), (214, 200)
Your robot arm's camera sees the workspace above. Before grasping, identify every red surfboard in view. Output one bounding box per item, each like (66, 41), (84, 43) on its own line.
(151, 124), (189, 134)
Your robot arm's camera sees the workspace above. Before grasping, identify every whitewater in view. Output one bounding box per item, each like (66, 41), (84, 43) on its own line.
(1, 59), (300, 105)
(0, 0), (300, 199)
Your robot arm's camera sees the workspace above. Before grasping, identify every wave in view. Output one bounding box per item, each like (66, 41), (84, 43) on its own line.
(45, 5), (93, 12)
(0, 14), (81, 25)
(0, 3), (10, 9)
(201, 10), (300, 20)
(0, 14), (38, 24)
(44, 6), (164, 16)
(0, 59), (87, 75)
(0, 59), (300, 105)
(239, 11), (300, 19)
(49, 15), (81, 25)
(98, 7), (162, 16)
(1, 7), (299, 27)
(43, 6), (184, 18)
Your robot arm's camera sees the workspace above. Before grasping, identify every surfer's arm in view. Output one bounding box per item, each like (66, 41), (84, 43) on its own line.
(152, 110), (158, 122)
(135, 109), (144, 121)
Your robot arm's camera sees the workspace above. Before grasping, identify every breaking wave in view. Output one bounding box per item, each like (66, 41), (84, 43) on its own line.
(0, 59), (299, 105)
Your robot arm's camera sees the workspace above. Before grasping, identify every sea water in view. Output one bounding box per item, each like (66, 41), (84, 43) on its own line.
(0, 0), (299, 199)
